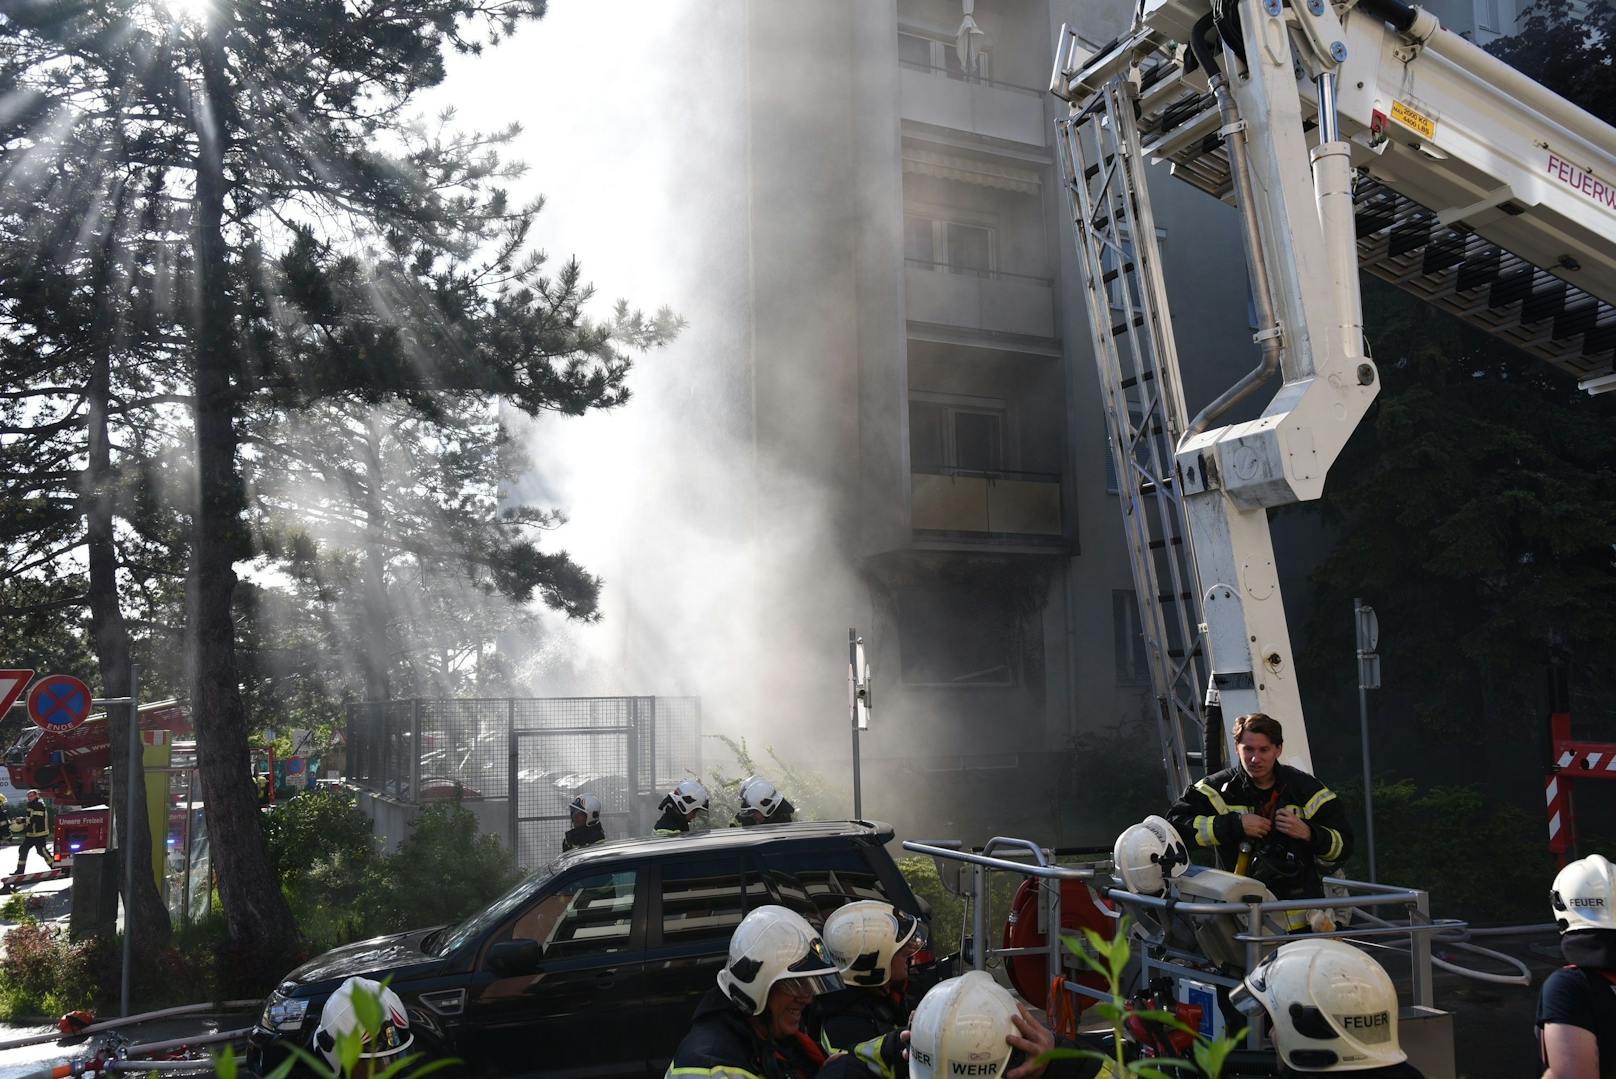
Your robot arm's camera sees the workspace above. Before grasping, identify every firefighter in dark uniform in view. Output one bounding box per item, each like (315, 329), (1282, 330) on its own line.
(561, 792), (606, 852)
(667, 905), (848, 1079)
(1539, 854), (1616, 1077)
(736, 777), (795, 827)
(15, 790), (51, 874)
(811, 900), (922, 1078)
(1167, 713), (1352, 930)
(654, 778), (710, 836)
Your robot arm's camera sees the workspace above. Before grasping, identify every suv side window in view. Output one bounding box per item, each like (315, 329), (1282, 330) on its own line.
(761, 846), (892, 928)
(495, 870), (638, 959)
(658, 855), (766, 945)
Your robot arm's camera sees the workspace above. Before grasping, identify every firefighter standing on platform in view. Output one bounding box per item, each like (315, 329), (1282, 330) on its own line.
(15, 790), (51, 874)
(1167, 713), (1352, 927)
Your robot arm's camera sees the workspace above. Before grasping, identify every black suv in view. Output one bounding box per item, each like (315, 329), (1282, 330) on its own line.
(249, 820), (933, 1078)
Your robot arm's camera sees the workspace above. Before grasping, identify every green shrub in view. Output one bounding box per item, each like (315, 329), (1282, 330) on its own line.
(708, 735), (848, 825)
(1332, 776), (1554, 922)
(264, 788), (391, 951)
(372, 801), (524, 932)
(897, 854), (1026, 957)
(0, 892), (36, 924)
(267, 790), (522, 950)
(0, 922), (105, 1019)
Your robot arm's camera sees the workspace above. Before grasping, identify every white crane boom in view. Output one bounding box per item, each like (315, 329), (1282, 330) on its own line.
(1052, 0), (1616, 772)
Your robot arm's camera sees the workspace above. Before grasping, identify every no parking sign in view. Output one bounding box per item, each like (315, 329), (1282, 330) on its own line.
(27, 674), (91, 733)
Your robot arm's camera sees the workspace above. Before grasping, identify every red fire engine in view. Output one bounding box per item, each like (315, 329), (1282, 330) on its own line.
(3, 699), (191, 863)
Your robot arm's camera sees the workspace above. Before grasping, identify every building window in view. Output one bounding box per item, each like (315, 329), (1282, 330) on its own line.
(897, 30), (992, 81)
(910, 395), (1006, 473)
(904, 212), (995, 276)
(898, 584), (1015, 686)
(1113, 590), (1151, 686)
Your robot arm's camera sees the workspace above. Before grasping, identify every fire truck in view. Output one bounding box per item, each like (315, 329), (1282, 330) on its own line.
(2, 699), (192, 861)
(901, 4), (1616, 1075)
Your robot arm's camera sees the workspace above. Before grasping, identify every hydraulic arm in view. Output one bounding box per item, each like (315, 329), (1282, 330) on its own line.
(1053, 0), (1616, 772)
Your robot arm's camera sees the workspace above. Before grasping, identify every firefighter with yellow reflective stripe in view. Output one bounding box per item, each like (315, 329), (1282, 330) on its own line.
(1166, 713), (1352, 921)
(666, 906), (851, 1079)
(810, 900), (922, 1079)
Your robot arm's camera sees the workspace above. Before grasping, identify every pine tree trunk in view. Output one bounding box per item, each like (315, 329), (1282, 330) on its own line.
(360, 417), (392, 702)
(84, 178), (173, 956)
(188, 27), (297, 964)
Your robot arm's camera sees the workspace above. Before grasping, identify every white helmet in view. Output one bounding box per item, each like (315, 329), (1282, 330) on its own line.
(822, 900), (922, 988)
(1551, 854), (1616, 933)
(666, 778), (710, 816)
(909, 971), (1020, 1079)
(314, 976), (414, 1069)
(1230, 939), (1405, 1072)
(715, 905), (843, 1015)
(739, 776), (785, 820)
(569, 792), (602, 826)
(1113, 815), (1189, 896)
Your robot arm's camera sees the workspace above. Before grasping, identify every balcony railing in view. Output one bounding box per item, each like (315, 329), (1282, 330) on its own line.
(911, 468), (1063, 537)
(899, 63), (1048, 147)
(903, 257), (1052, 285)
(897, 60), (1045, 97)
(904, 260), (1056, 339)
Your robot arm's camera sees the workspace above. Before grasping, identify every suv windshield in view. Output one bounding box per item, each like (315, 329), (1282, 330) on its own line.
(433, 865), (553, 955)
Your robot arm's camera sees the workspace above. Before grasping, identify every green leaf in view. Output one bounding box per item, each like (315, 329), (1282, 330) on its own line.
(214, 1045), (238, 1079)
(1192, 1029), (1247, 1077)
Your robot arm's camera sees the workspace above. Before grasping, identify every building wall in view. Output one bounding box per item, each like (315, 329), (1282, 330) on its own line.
(740, 0), (1319, 845)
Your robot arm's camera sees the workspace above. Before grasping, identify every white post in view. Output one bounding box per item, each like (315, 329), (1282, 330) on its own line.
(120, 662), (139, 1016)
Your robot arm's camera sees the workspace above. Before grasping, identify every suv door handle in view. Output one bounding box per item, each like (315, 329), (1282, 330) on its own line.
(592, 970), (616, 989)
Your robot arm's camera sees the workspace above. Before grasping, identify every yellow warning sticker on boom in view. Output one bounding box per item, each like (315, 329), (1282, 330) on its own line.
(1390, 100), (1436, 141)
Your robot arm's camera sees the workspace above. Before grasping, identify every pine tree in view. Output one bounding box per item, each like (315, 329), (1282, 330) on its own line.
(0, 0), (677, 962)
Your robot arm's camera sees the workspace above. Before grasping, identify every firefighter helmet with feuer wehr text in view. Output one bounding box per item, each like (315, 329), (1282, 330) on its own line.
(1230, 938), (1407, 1072)
(1551, 853), (1616, 934)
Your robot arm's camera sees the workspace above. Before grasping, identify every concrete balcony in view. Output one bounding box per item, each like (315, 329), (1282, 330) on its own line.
(899, 64), (1047, 147)
(912, 469), (1063, 538)
(905, 260), (1055, 340)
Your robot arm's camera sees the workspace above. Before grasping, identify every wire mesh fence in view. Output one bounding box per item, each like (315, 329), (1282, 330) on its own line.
(346, 696), (701, 869)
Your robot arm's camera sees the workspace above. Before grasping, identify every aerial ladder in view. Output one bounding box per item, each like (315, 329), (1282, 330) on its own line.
(1052, 0), (1616, 778)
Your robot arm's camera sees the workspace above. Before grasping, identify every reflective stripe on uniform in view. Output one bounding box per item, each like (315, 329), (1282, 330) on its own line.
(1194, 780), (1230, 815)
(1193, 815), (1219, 847)
(1301, 788), (1336, 819)
(667, 1067), (765, 1079)
(854, 1032), (897, 1079)
(1318, 825), (1344, 862)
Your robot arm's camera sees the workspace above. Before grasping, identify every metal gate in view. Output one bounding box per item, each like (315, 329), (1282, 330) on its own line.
(509, 725), (638, 871)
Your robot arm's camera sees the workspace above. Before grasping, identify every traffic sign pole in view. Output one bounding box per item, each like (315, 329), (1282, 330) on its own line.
(121, 662), (138, 1017)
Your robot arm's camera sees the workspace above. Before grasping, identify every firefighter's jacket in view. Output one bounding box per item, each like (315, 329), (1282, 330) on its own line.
(23, 802), (49, 839)
(654, 806), (693, 836)
(810, 986), (905, 1079)
(667, 987), (831, 1079)
(562, 820), (606, 852)
(1166, 763), (1352, 897)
